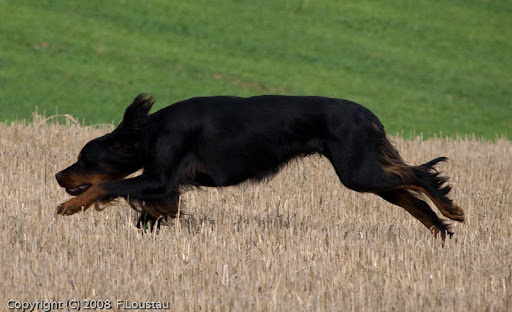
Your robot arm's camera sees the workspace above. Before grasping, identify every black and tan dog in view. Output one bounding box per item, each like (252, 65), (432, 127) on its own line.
(55, 94), (464, 238)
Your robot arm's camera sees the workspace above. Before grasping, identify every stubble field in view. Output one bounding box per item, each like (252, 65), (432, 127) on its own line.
(1, 116), (511, 311)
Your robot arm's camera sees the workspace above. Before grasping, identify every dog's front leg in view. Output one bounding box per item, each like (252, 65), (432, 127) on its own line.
(57, 185), (108, 215)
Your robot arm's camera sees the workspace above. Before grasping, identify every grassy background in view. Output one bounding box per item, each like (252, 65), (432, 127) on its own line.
(1, 0), (511, 138)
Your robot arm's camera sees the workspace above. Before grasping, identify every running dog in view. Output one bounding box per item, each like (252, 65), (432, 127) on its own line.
(55, 94), (465, 238)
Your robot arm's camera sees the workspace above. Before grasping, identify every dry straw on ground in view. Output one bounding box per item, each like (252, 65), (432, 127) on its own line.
(1, 115), (511, 311)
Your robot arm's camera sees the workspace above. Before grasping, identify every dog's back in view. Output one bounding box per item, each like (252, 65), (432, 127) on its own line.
(146, 95), (379, 186)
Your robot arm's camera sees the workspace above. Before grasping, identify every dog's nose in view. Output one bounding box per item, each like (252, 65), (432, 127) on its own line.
(55, 172), (63, 184)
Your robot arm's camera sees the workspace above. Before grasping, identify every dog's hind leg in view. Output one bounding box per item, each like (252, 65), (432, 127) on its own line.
(323, 140), (404, 193)
(323, 135), (462, 238)
(377, 189), (453, 239)
(326, 134), (464, 223)
(375, 135), (464, 222)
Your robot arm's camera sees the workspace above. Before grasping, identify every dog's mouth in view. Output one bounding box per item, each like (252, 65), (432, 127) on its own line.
(66, 184), (92, 196)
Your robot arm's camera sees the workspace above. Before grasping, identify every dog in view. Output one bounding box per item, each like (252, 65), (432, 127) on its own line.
(55, 94), (465, 238)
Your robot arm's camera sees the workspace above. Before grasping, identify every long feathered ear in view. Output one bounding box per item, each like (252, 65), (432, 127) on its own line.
(110, 94), (155, 147)
(122, 93), (154, 124)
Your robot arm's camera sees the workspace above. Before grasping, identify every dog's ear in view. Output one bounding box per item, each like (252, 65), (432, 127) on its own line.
(123, 93), (154, 124)
(109, 94), (155, 150)
(115, 94), (154, 132)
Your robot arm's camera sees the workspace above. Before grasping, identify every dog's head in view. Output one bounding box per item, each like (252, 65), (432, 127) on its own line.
(55, 94), (154, 196)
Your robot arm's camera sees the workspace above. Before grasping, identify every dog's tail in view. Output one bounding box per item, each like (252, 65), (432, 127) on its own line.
(378, 134), (450, 187)
(416, 157), (452, 198)
(378, 134), (448, 184)
(378, 135), (414, 182)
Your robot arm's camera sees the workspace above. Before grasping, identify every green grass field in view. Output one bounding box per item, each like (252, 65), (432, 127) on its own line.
(1, 0), (511, 138)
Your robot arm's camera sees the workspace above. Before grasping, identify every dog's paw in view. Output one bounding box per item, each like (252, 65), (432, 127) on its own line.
(56, 198), (87, 215)
(440, 204), (465, 223)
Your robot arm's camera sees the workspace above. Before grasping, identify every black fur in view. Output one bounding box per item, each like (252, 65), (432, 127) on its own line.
(56, 94), (464, 238)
